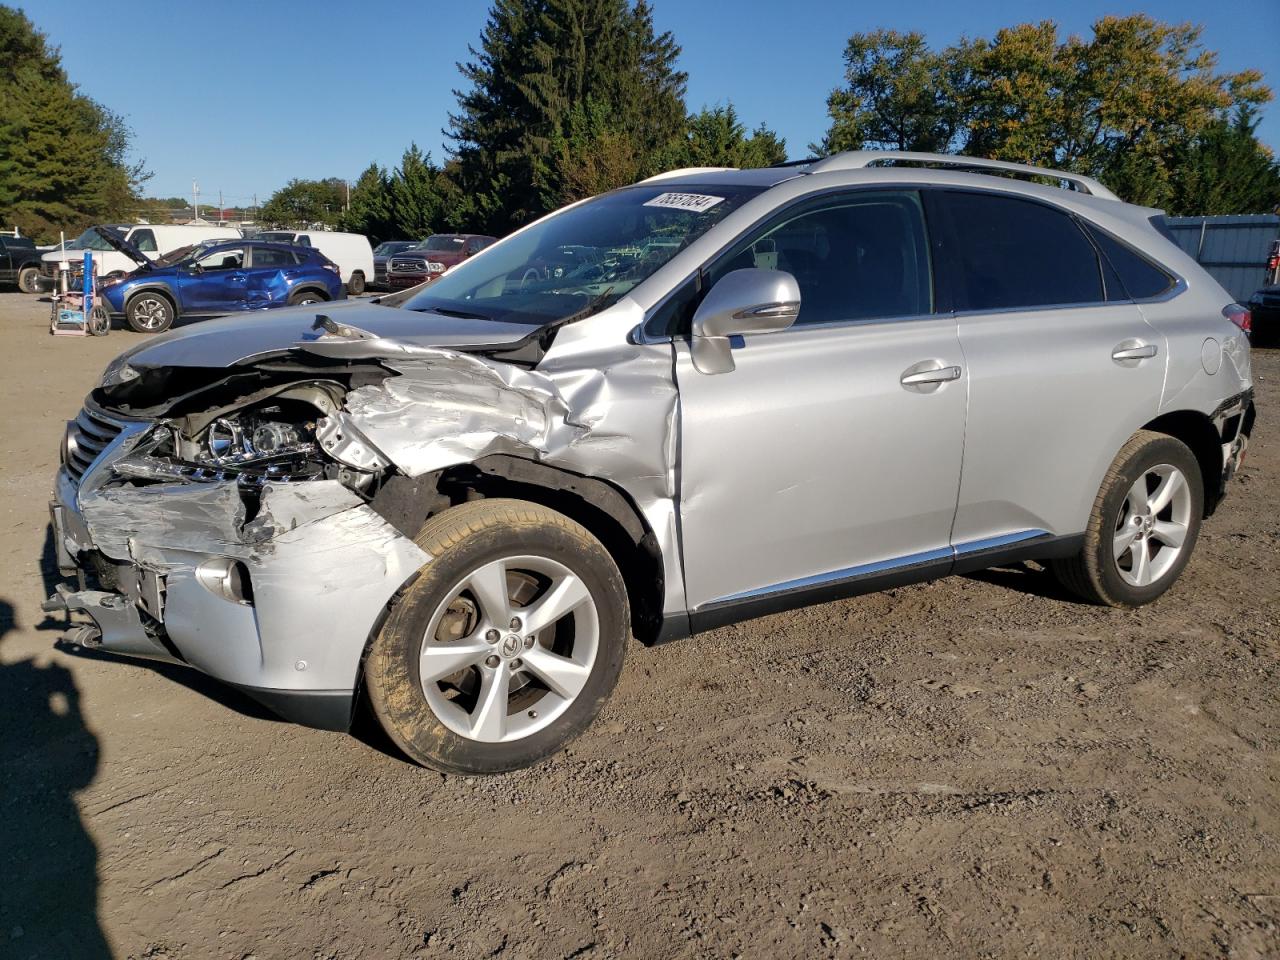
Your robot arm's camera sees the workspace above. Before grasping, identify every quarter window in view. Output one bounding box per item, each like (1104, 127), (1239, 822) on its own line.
(1085, 225), (1176, 300)
(932, 191), (1104, 311)
(705, 191), (934, 328)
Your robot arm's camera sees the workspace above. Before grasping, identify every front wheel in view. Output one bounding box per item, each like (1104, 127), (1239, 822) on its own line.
(364, 499), (629, 774)
(1052, 430), (1203, 607)
(346, 271), (365, 296)
(18, 266), (41, 294)
(125, 292), (174, 333)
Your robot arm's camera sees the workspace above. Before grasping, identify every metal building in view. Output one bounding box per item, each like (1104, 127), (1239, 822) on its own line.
(1160, 214), (1280, 300)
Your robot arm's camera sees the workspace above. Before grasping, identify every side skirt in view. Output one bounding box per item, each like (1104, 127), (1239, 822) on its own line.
(648, 532), (1083, 645)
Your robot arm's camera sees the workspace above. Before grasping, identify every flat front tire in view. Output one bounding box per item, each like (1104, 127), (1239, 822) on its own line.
(364, 499), (629, 774)
(1052, 430), (1204, 607)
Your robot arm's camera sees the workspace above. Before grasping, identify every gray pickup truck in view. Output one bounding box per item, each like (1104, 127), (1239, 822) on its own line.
(0, 234), (43, 293)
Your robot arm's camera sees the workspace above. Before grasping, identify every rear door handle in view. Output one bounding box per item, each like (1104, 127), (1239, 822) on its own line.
(900, 364), (962, 388)
(1112, 341), (1157, 362)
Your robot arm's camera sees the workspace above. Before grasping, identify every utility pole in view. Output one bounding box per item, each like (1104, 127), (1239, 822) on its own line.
(344, 180), (350, 213)
(218, 190), (224, 224)
(253, 194), (258, 222)
(192, 179), (200, 221)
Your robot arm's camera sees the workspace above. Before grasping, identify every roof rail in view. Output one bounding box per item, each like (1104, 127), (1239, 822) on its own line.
(804, 151), (1120, 201)
(639, 166), (737, 183)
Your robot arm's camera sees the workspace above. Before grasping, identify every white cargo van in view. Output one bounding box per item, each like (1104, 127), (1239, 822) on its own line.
(254, 231), (374, 294)
(42, 223), (242, 279)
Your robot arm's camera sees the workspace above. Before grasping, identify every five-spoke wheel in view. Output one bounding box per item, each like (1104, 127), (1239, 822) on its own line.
(365, 499), (628, 774)
(1053, 430), (1204, 607)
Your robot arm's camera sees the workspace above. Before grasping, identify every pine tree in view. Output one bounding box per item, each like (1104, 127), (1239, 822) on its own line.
(0, 5), (146, 240)
(448, 0), (686, 233)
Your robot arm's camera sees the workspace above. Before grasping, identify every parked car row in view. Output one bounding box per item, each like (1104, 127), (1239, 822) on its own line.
(94, 229), (345, 332)
(21, 218), (505, 333)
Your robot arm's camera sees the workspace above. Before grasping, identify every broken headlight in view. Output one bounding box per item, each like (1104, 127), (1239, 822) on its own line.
(195, 407), (323, 481)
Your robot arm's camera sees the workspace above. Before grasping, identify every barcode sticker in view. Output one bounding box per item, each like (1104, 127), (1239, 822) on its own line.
(643, 192), (725, 213)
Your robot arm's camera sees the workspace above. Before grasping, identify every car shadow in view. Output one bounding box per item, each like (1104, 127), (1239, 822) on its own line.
(0, 598), (113, 956)
(963, 561), (1081, 603)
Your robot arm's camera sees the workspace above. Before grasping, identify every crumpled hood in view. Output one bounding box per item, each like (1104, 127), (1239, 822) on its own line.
(115, 299), (539, 370)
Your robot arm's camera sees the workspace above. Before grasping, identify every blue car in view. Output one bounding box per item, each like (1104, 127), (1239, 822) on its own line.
(100, 237), (346, 333)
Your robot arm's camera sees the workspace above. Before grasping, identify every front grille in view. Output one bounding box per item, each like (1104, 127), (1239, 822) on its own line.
(390, 257), (427, 273)
(64, 405), (128, 483)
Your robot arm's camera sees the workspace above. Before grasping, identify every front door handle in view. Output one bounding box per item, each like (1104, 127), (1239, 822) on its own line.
(900, 364), (962, 388)
(1112, 341), (1158, 362)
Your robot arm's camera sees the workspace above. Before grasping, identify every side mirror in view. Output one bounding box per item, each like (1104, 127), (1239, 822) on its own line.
(690, 268), (801, 374)
(188, 263), (204, 274)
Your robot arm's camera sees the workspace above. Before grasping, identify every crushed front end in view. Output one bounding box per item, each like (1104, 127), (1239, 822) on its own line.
(47, 362), (432, 730)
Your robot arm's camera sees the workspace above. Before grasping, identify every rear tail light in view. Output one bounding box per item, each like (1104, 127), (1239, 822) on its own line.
(1223, 303), (1251, 335)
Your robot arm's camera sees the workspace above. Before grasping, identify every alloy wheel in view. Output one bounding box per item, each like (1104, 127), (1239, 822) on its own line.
(1112, 463), (1193, 587)
(418, 554), (599, 743)
(132, 297), (169, 330)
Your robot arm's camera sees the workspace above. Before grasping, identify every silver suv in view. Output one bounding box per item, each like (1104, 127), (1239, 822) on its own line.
(48, 152), (1255, 773)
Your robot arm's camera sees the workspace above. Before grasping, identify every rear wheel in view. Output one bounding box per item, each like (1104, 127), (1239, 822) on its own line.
(347, 271), (366, 296)
(287, 288), (325, 306)
(125, 291), (174, 333)
(17, 266), (41, 294)
(1052, 430), (1203, 607)
(364, 499), (629, 774)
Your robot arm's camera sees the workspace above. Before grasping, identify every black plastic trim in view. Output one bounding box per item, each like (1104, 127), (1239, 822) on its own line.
(231, 685), (353, 732)
(656, 533), (1086, 643)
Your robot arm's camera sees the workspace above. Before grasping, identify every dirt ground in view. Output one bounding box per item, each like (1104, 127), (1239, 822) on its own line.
(1, 290), (1277, 960)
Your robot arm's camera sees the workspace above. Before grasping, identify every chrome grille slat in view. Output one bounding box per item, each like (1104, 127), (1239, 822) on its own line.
(64, 403), (129, 484)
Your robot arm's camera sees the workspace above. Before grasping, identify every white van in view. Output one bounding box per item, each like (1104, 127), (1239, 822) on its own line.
(42, 223), (242, 278)
(255, 231), (375, 294)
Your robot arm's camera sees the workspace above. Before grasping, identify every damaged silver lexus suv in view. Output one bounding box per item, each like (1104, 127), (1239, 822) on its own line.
(48, 152), (1255, 773)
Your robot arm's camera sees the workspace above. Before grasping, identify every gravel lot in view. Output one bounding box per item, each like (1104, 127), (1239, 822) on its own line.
(2, 290), (1277, 959)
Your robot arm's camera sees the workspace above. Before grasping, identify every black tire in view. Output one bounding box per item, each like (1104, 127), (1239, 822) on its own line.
(17, 266), (41, 294)
(125, 291), (175, 333)
(288, 288), (326, 306)
(347, 271), (366, 296)
(1051, 430), (1204, 607)
(87, 304), (110, 337)
(365, 498), (629, 774)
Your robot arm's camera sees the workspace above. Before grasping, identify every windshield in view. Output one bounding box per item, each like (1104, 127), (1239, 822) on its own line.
(374, 241), (412, 256)
(403, 184), (762, 325)
(418, 235), (466, 252)
(67, 227), (122, 251)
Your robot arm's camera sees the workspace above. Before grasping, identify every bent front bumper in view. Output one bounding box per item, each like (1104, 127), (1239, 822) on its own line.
(50, 455), (428, 730)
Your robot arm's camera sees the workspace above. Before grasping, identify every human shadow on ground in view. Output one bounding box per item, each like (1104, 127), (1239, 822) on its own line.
(0, 598), (113, 958)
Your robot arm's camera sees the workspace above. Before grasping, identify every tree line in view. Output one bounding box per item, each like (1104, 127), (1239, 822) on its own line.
(1, 2), (1277, 245)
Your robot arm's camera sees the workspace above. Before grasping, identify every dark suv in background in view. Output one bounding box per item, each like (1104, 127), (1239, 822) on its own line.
(0, 234), (43, 293)
(372, 240), (420, 290)
(388, 233), (497, 288)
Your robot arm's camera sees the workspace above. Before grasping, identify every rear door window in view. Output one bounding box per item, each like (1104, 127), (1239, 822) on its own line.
(929, 191), (1104, 311)
(249, 246), (298, 268)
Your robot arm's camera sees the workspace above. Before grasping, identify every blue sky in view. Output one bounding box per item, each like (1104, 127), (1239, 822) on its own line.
(18, 0), (1280, 204)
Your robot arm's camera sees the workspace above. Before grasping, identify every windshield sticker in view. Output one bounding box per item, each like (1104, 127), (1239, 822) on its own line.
(643, 192), (725, 213)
